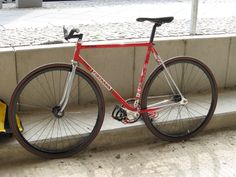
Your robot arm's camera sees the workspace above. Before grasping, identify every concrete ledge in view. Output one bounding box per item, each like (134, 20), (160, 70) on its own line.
(92, 89), (236, 148)
(1, 89), (236, 152)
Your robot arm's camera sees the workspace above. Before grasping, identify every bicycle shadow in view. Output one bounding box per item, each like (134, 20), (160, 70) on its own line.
(0, 131), (227, 177)
(145, 134), (222, 177)
(0, 136), (46, 167)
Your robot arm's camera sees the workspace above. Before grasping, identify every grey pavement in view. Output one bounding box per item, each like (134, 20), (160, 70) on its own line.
(0, 128), (236, 177)
(0, 0), (236, 48)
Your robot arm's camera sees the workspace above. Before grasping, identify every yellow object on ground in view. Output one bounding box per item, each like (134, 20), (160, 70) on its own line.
(16, 114), (23, 132)
(0, 100), (23, 133)
(0, 101), (7, 133)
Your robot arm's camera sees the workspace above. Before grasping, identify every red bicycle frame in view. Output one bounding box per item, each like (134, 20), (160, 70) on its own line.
(72, 41), (161, 113)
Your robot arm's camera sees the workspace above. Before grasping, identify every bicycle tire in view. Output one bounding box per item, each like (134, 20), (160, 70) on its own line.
(9, 63), (105, 158)
(141, 56), (217, 141)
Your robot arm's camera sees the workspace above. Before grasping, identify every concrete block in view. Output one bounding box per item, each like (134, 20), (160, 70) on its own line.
(80, 47), (135, 101)
(15, 44), (74, 80)
(225, 37), (236, 87)
(15, 45), (75, 107)
(185, 37), (230, 88)
(0, 48), (17, 104)
(134, 39), (185, 94)
(16, 0), (42, 8)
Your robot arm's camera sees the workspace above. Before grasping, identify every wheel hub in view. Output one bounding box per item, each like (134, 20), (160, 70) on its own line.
(173, 94), (182, 102)
(52, 106), (64, 118)
(173, 94), (188, 105)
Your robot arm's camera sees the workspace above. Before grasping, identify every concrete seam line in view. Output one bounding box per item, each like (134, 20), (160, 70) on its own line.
(224, 37), (232, 88)
(12, 46), (19, 84)
(132, 46), (135, 97)
(183, 39), (187, 56)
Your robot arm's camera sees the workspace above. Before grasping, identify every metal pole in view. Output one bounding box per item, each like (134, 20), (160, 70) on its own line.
(190, 0), (199, 35)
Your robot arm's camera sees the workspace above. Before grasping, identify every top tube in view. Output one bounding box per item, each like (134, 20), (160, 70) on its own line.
(80, 42), (152, 49)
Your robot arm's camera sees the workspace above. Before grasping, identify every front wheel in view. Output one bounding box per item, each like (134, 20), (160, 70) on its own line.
(141, 57), (217, 141)
(9, 63), (105, 158)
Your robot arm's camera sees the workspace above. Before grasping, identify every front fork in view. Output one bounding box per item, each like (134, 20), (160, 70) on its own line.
(57, 61), (78, 115)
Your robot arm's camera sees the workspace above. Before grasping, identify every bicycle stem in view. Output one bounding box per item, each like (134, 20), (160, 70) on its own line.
(58, 60), (78, 114)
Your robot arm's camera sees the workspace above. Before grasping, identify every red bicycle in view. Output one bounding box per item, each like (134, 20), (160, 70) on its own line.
(9, 17), (217, 158)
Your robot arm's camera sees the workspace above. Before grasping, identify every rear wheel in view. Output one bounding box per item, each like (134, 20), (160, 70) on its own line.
(9, 63), (105, 158)
(141, 57), (217, 141)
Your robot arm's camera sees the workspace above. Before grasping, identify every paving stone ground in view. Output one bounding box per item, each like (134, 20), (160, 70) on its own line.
(0, 0), (236, 48)
(0, 128), (236, 177)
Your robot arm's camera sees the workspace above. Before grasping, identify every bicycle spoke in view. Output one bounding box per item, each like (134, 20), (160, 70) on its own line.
(22, 114), (52, 135)
(26, 116), (54, 142)
(35, 76), (54, 106)
(17, 102), (51, 111)
(189, 101), (210, 111)
(43, 73), (57, 106)
(51, 71), (57, 105)
(65, 118), (84, 135)
(67, 114), (95, 128)
(29, 79), (53, 106)
(186, 106), (206, 117)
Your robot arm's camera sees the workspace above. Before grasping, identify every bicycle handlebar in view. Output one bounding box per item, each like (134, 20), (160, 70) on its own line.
(63, 26), (83, 41)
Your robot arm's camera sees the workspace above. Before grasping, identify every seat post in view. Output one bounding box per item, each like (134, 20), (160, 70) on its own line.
(149, 23), (160, 44)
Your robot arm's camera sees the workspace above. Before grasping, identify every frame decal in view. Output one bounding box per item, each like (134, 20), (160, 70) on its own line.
(91, 70), (112, 91)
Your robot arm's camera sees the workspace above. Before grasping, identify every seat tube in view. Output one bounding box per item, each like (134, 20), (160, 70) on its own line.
(135, 45), (153, 100)
(150, 23), (158, 43)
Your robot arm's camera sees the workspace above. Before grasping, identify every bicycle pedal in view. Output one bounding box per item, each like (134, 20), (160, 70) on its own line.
(112, 105), (127, 122)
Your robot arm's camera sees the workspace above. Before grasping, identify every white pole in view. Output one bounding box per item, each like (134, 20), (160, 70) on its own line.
(190, 0), (199, 35)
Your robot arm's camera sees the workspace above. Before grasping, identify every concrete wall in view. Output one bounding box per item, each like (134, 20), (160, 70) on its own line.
(80, 47), (134, 101)
(0, 48), (17, 103)
(226, 37), (236, 87)
(0, 35), (235, 104)
(185, 37), (230, 88)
